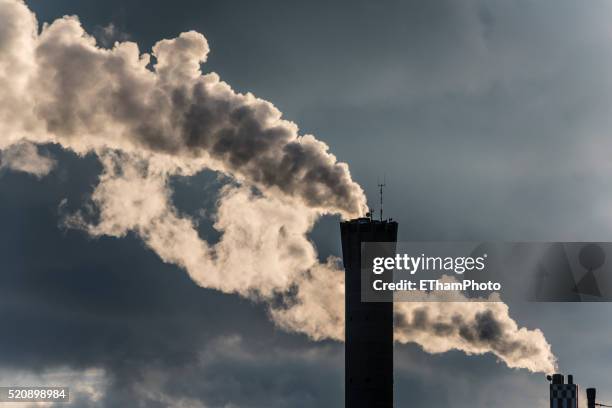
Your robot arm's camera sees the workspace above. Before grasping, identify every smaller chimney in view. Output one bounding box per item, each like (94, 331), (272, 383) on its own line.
(549, 373), (578, 408)
(552, 374), (564, 385)
(587, 388), (596, 408)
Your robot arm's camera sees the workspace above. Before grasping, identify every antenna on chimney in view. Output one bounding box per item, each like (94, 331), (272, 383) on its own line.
(378, 175), (386, 221)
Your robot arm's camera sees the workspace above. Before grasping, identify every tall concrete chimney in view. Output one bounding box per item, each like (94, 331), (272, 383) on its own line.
(341, 217), (398, 408)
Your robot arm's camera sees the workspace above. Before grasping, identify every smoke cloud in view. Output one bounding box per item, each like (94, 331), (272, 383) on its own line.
(0, 141), (56, 177)
(0, 0), (555, 373)
(394, 280), (557, 373)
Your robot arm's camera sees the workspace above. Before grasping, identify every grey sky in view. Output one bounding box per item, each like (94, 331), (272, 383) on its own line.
(2, 0), (612, 406)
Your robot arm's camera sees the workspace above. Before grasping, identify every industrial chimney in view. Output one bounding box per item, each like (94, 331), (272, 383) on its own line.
(341, 216), (398, 408)
(549, 373), (578, 408)
(587, 388), (596, 408)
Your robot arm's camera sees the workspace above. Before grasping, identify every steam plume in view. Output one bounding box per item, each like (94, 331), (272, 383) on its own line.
(394, 280), (556, 373)
(0, 0), (556, 373)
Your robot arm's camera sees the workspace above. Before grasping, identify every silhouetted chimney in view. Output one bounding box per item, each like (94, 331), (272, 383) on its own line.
(341, 217), (397, 408)
(549, 373), (578, 408)
(587, 388), (596, 408)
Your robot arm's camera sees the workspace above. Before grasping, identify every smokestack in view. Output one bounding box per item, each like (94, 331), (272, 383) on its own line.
(587, 388), (596, 408)
(341, 217), (398, 408)
(549, 373), (578, 408)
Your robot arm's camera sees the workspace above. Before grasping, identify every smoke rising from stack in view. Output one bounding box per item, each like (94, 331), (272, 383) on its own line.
(0, 0), (556, 373)
(394, 283), (556, 373)
(0, 0), (365, 218)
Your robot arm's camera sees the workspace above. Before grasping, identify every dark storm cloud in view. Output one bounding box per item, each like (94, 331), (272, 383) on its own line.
(394, 344), (550, 408)
(277, 0), (612, 241)
(0, 150), (233, 371)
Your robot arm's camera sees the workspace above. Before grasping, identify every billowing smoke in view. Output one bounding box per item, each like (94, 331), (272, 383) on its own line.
(0, 0), (556, 373)
(394, 279), (556, 373)
(1, 0), (365, 217)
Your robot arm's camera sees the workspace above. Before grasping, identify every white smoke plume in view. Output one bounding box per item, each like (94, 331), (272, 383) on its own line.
(0, 0), (556, 373)
(394, 278), (556, 373)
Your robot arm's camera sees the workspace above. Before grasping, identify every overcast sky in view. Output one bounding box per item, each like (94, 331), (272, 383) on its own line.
(2, 0), (612, 406)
